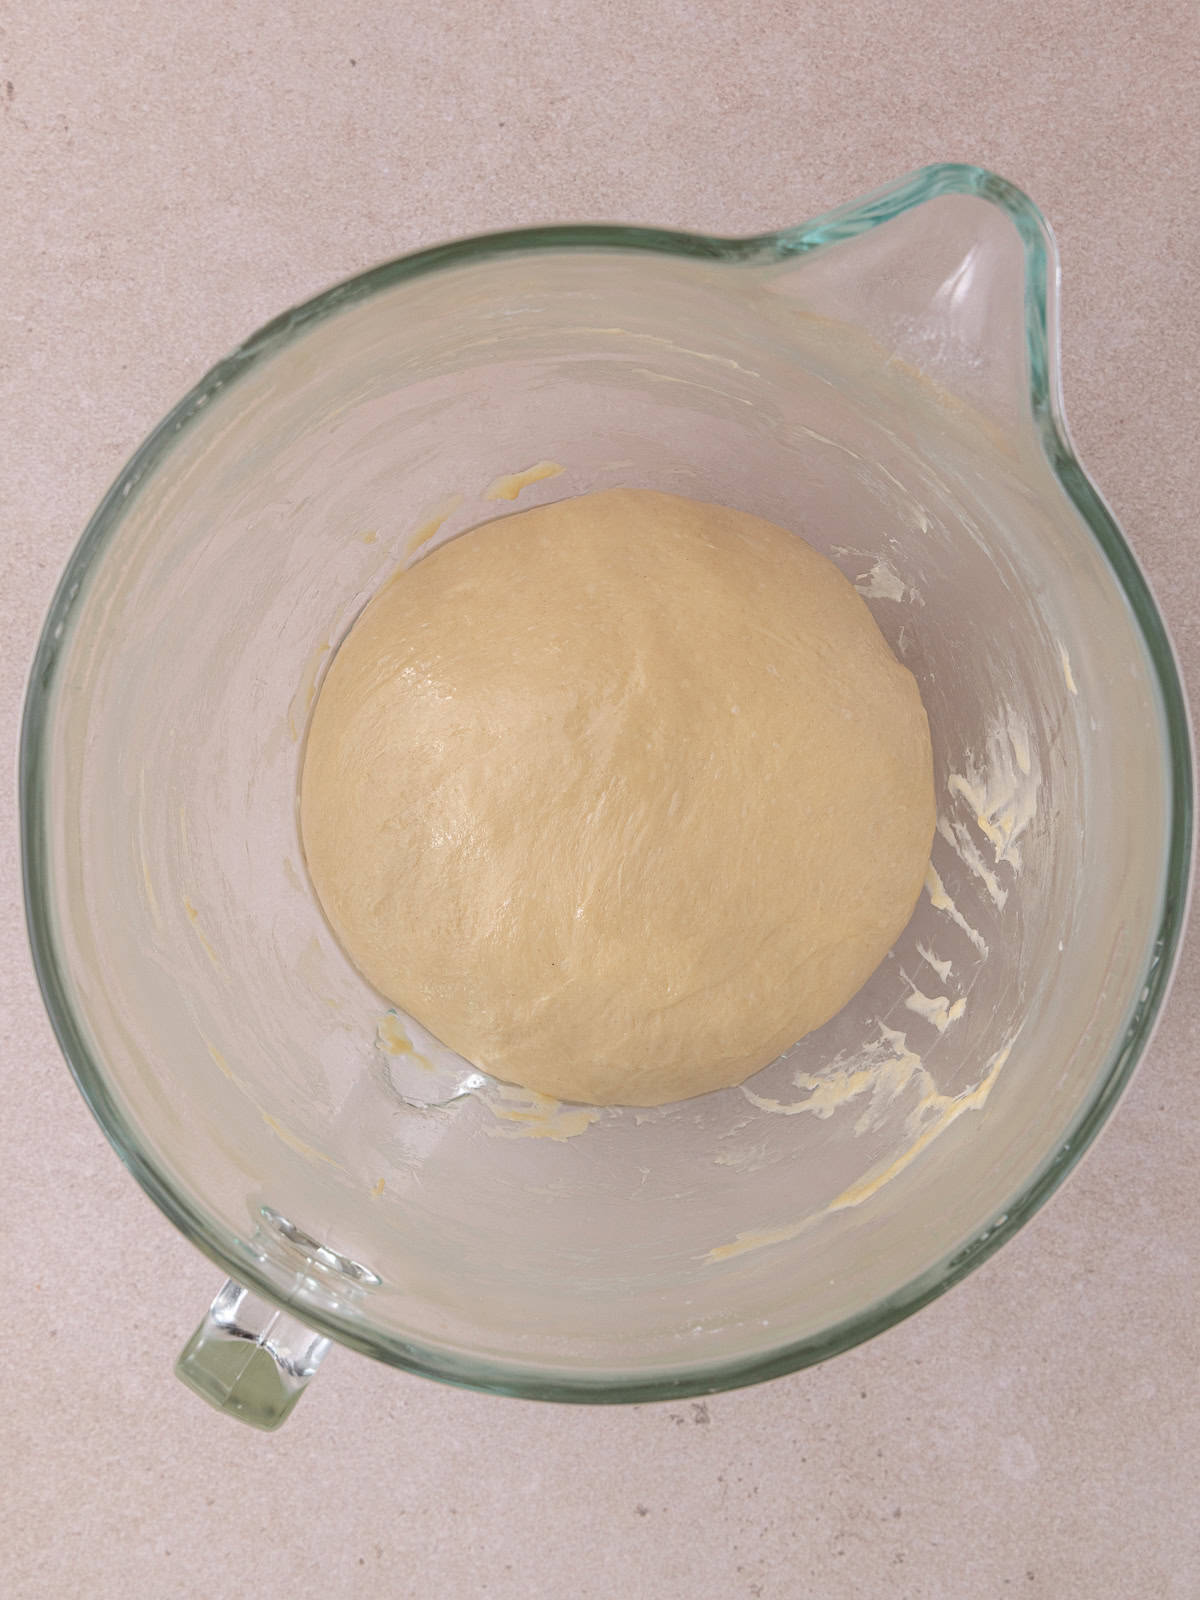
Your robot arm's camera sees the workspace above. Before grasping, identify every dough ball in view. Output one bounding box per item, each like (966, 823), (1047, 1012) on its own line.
(301, 489), (934, 1106)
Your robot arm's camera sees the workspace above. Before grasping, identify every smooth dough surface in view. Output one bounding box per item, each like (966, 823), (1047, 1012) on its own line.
(301, 489), (934, 1107)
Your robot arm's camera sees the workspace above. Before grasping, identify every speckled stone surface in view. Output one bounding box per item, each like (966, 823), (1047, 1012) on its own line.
(1, 4), (1196, 1596)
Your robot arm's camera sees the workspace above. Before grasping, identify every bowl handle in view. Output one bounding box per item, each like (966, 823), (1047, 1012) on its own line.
(175, 1278), (329, 1430)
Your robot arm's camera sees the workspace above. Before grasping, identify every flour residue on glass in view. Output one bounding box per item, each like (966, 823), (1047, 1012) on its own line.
(832, 543), (918, 606)
(707, 1038), (1013, 1263)
(482, 1083), (603, 1142)
(945, 705), (1040, 878)
(704, 702), (1042, 1263)
(1057, 639), (1079, 697)
(376, 1010), (435, 1067)
(925, 861), (989, 955)
(404, 492), (464, 559)
(286, 638), (332, 742)
(916, 942), (953, 983)
(372, 1009), (599, 1135)
(904, 986), (966, 1032)
(483, 460), (564, 502)
(260, 1109), (342, 1169)
(182, 895), (222, 968)
(922, 701), (1040, 953)
(740, 1012), (966, 1142)
(375, 1011), (487, 1107)
(854, 557), (909, 603)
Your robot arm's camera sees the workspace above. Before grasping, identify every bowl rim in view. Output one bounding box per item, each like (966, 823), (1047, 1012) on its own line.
(20, 161), (1195, 1403)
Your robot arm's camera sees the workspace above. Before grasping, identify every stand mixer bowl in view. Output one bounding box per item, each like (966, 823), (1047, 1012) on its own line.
(22, 164), (1192, 1428)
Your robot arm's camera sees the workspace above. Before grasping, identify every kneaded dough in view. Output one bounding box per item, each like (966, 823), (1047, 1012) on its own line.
(301, 489), (934, 1107)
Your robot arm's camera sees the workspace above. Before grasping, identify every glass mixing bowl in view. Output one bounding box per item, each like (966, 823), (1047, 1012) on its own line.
(22, 164), (1192, 1429)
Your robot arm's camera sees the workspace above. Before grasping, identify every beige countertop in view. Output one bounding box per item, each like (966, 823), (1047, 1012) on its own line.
(2, 3), (1197, 1596)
